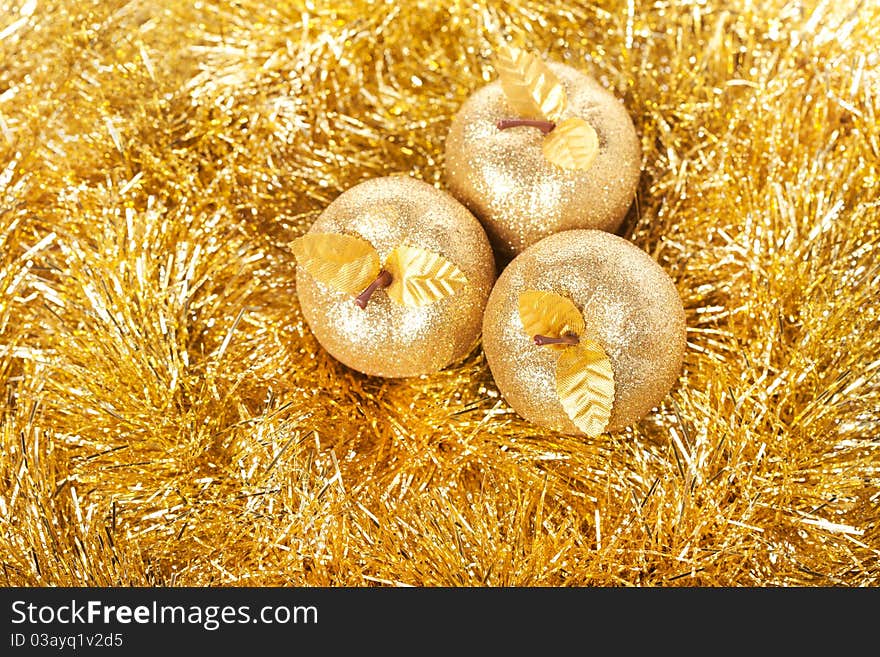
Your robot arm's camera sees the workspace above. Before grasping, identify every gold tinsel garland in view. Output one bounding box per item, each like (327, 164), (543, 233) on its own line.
(0, 0), (878, 586)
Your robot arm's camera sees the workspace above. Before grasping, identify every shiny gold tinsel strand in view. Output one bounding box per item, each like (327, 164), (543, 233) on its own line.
(0, 0), (878, 585)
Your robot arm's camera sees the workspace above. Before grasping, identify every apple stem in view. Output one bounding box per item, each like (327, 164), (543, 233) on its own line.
(533, 332), (580, 346)
(497, 118), (556, 134)
(355, 270), (393, 309)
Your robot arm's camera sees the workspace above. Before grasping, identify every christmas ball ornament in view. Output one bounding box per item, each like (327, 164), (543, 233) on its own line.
(444, 44), (642, 258)
(481, 229), (686, 436)
(293, 176), (496, 378)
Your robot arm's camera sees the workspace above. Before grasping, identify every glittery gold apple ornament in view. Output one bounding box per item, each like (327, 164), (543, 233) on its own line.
(445, 43), (642, 258)
(481, 229), (686, 436)
(293, 176), (496, 378)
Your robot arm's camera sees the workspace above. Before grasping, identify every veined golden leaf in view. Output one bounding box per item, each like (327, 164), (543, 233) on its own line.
(542, 117), (600, 171)
(291, 232), (381, 295)
(556, 340), (615, 437)
(494, 43), (567, 121)
(384, 245), (468, 307)
(518, 290), (585, 350)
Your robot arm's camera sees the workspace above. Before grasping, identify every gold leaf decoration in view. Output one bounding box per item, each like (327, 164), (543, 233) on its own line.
(291, 233), (381, 295)
(556, 340), (615, 437)
(384, 244), (468, 307)
(518, 290), (586, 350)
(542, 117), (600, 170)
(494, 43), (567, 121)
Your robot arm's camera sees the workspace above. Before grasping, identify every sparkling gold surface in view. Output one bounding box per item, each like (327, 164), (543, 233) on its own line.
(296, 176), (494, 378)
(483, 230), (686, 432)
(2, 0), (879, 586)
(445, 61), (641, 258)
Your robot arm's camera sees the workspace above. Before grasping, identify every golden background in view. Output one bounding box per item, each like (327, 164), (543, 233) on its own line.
(1, 0), (878, 586)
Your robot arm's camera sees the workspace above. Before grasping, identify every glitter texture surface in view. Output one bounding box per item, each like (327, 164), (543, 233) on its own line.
(445, 62), (641, 257)
(296, 176), (495, 378)
(482, 230), (686, 433)
(1, 0), (879, 587)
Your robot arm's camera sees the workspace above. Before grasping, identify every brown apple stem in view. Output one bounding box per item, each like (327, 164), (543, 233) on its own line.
(496, 118), (556, 134)
(533, 332), (580, 346)
(355, 270), (393, 309)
